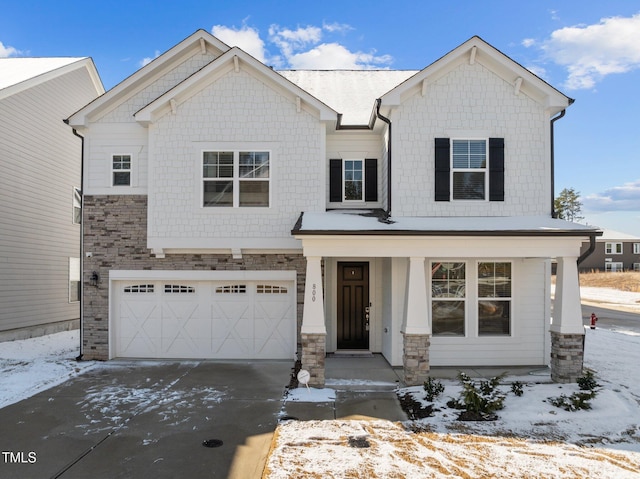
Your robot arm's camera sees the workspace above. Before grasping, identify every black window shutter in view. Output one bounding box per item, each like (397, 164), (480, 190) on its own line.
(329, 159), (342, 202)
(434, 138), (450, 201)
(364, 159), (378, 202)
(489, 138), (505, 202)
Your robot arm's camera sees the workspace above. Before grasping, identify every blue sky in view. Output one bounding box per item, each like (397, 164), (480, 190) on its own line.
(2, 1), (639, 235)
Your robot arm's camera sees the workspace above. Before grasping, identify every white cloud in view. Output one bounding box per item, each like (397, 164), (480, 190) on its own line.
(212, 24), (267, 63)
(268, 25), (322, 61)
(288, 43), (392, 70)
(322, 22), (353, 34)
(522, 38), (536, 48)
(140, 50), (160, 67)
(541, 13), (640, 90)
(0, 40), (19, 57)
(583, 179), (640, 212)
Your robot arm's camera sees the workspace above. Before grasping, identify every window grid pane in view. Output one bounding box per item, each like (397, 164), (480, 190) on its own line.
(431, 262), (466, 336)
(344, 160), (363, 201)
(478, 262), (511, 336)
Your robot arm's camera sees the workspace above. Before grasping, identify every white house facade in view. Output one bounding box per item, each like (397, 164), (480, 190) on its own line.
(0, 57), (103, 341)
(67, 30), (599, 385)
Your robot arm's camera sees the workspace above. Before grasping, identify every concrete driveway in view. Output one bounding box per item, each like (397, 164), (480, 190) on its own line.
(0, 360), (293, 479)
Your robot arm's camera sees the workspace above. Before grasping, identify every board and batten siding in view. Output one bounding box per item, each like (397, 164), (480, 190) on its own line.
(0, 67), (99, 335)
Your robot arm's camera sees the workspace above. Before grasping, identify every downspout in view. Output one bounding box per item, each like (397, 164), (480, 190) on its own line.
(66, 122), (84, 361)
(375, 99), (392, 216)
(550, 106), (571, 218)
(578, 234), (597, 265)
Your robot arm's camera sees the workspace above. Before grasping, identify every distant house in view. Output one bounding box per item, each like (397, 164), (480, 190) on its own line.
(579, 230), (640, 272)
(67, 30), (600, 385)
(0, 57), (103, 341)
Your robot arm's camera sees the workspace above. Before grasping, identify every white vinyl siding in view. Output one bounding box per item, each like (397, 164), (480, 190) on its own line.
(0, 66), (98, 332)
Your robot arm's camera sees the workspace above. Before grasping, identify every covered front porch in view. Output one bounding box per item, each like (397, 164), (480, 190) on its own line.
(293, 211), (600, 386)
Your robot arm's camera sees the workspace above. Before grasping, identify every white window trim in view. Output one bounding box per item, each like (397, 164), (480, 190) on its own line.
(111, 152), (134, 187)
(201, 149), (272, 208)
(605, 242), (623, 255)
(69, 257), (80, 303)
(604, 262), (624, 272)
(342, 159), (365, 202)
(428, 259), (514, 339)
(633, 243), (640, 255)
(72, 187), (81, 225)
(450, 138), (489, 202)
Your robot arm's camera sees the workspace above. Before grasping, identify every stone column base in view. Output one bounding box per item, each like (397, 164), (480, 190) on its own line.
(403, 332), (431, 386)
(550, 331), (585, 383)
(301, 332), (326, 387)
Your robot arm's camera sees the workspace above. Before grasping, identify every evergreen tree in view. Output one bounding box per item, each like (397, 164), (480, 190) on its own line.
(554, 187), (583, 222)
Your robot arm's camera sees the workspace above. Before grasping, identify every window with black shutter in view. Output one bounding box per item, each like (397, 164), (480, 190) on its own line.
(329, 159), (378, 203)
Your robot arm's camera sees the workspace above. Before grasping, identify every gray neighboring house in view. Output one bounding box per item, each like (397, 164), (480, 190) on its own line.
(579, 229), (640, 272)
(0, 57), (103, 341)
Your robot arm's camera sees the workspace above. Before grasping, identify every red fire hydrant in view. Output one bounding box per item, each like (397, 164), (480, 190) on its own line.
(590, 313), (598, 330)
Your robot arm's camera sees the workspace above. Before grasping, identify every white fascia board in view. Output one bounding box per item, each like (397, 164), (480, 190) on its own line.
(67, 30), (229, 127)
(296, 235), (584, 259)
(379, 36), (571, 113)
(1, 58), (104, 103)
(135, 47), (338, 125)
(110, 269), (297, 281)
(147, 236), (302, 251)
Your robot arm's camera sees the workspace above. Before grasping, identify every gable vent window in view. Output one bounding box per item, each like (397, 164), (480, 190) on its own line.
(215, 285), (247, 294)
(257, 285), (288, 294)
(164, 285), (195, 294)
(124, 284), (155, 293)
(435, 138), (504, 202)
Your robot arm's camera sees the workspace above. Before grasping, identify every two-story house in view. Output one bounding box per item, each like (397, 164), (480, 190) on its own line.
(0, 57), (103, 341)
(67, 30), (599, 385)
(579, 229), (640, 272)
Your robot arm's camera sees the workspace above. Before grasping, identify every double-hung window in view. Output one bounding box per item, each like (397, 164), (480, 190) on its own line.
(431, 262), (466, 336)
(605, 242), (623, 254)
(343, 160), (363, 201)
(477, 262), (511, 336)
(203, 151), (269, 207)
(634, 243), (640, 255)
(452, 139), (487, 200)
(112, 154), (131, 186)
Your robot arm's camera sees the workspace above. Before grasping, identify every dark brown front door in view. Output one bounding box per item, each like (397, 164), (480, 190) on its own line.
(337, 262), (370, 350)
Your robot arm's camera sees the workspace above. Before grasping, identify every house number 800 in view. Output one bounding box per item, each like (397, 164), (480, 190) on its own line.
(311, 284), (316, 302)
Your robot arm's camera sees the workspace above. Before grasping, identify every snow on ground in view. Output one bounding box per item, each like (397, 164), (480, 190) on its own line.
(0, 330), (97, 409)
(1, 286), (640, 477)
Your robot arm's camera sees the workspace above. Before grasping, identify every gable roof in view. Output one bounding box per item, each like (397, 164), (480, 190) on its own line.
(67, 30), (230, 127)
(0, 57), (103, 101)
(380, 36), (572, 116)
(279, 70), (417, 127)
(134, 47), (338, 125)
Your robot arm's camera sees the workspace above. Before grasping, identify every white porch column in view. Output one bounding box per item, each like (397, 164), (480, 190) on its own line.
(552, 256), (584, 334)
(550, 255), (585, 383)
(301, 256), (326, 334)
(402, 256), (431, 385)
(403, 257), (430, 334)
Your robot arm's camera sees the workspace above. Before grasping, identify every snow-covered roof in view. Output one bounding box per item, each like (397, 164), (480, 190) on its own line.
(293, 210), (602, 236)
(278, 70), (418, 126)
(598, 229), (639, 241)
(0, 57), (87, 90)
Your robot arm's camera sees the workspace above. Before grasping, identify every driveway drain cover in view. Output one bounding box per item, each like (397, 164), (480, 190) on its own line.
(202, 439), (223, 448)
(348, 436), (370, 448)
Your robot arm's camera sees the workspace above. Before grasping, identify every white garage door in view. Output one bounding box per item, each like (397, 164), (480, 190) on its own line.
(113, 280), (295, 359)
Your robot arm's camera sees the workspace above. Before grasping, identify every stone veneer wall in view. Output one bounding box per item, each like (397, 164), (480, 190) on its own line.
(550, 331), (585, 383)
(403, 333), (431, 386)
(82, 195), (306, 360)
(301, 333), (326, 387)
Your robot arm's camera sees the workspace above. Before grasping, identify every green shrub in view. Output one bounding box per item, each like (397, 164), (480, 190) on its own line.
(423, 377), (445, 402)
(511, 381), (524, 397)
(548, 371), (600, 411)
(449, 372), (506, 419)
